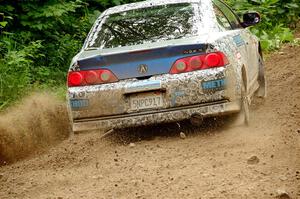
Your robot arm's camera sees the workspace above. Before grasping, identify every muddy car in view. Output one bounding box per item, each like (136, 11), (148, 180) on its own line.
(67, 0), (266, 133)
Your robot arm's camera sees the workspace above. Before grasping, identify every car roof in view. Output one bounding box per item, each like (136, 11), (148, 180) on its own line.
(105, 0), (207, 15)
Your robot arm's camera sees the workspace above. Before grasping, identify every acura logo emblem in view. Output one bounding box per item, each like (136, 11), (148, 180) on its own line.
(138, 64), (148, 74)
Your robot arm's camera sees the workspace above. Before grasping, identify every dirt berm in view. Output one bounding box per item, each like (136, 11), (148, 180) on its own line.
(0, 41), (299, 198)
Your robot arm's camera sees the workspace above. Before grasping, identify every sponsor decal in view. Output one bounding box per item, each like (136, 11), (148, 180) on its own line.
(202, 79), (226, 91)
(70, 99), (89, 109)
(236, 52), (242, 60)
(68, 91), (86, 99)
(171, 90), (185, 106)
(233, 35), (245, 47)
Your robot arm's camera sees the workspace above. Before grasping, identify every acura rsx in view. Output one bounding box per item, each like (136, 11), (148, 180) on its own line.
(67, 0), (266, 133)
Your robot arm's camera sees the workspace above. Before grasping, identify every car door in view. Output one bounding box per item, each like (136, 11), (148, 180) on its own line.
(213, 0), (259, 89)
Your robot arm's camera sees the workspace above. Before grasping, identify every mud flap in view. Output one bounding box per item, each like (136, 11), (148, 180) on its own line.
(231, 80), (250, 127)
(257, 55), (267, 98)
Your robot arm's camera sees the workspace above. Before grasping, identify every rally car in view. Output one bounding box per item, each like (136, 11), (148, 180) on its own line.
(67, 0), (266, 133)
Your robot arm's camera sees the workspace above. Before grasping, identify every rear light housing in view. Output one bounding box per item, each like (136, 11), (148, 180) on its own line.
(170, 52), (229, 74)
(67, 69), (118, 87)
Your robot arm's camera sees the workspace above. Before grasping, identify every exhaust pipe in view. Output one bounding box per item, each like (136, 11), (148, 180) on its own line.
(190, 113), (204, 127)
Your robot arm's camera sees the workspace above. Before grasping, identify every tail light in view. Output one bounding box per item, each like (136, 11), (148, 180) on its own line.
(68, 72), (83, 86)
(170, 52), (229, 74)
(68, 69), (118, 87)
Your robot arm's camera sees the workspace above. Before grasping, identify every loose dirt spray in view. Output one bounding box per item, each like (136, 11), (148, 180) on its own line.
(0, 93), (70, 164)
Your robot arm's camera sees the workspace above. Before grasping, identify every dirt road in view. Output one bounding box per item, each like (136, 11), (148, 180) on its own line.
(0, 42), (299, 198)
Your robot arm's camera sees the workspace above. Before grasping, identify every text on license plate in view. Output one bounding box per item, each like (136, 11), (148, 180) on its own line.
(130, 92), (163, 111)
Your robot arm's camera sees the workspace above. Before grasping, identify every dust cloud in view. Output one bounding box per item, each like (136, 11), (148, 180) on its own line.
(0, 93), (70, 164)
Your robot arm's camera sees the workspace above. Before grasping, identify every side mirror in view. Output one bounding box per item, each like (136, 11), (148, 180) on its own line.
(242, 12), (261, 27)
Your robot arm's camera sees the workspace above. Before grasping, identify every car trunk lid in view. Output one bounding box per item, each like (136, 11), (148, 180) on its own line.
(76, 37), (209, 80)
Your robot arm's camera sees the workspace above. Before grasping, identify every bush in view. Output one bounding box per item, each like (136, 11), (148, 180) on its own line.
(225, 0), (300, 50)
(0, 1), (91, 108)
(0, 39), (43, 108)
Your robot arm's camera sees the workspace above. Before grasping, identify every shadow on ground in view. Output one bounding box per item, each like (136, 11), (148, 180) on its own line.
(106, 115), (237, 145)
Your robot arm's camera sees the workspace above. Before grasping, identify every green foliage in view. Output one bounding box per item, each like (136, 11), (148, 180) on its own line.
(20, 1), (84, 30)
(0, 39), (43, 108)
(252, 25), (294, 50)
(0, 0), (299, 109)
(225, 0), (300, 51)
(0, 0), (144, 109)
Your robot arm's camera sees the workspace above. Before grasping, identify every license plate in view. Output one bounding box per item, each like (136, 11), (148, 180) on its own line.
(130, 92), (163, 111)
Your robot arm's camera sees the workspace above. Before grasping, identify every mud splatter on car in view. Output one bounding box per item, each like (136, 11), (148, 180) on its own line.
(67, 0), (266, 132)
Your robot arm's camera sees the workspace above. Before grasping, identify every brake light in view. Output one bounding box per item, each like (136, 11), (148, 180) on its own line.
(68, 72), (83, 86)
(84, 71), (98, 84)
(189, 56), (202, 69)
(205, 53), (221, 67)
(67, 69), (118, 87)
(170, 52), (229, 74)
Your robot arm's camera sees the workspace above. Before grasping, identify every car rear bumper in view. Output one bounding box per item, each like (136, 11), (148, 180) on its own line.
(72, 100), (240, 132)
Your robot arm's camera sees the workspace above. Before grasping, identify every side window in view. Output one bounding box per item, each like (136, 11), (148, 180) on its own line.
(213, 0), (242, 29)
(213, 4), (232, 30)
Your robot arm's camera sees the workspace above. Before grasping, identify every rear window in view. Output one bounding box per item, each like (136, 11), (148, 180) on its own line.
(87, 3), (199, 49)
